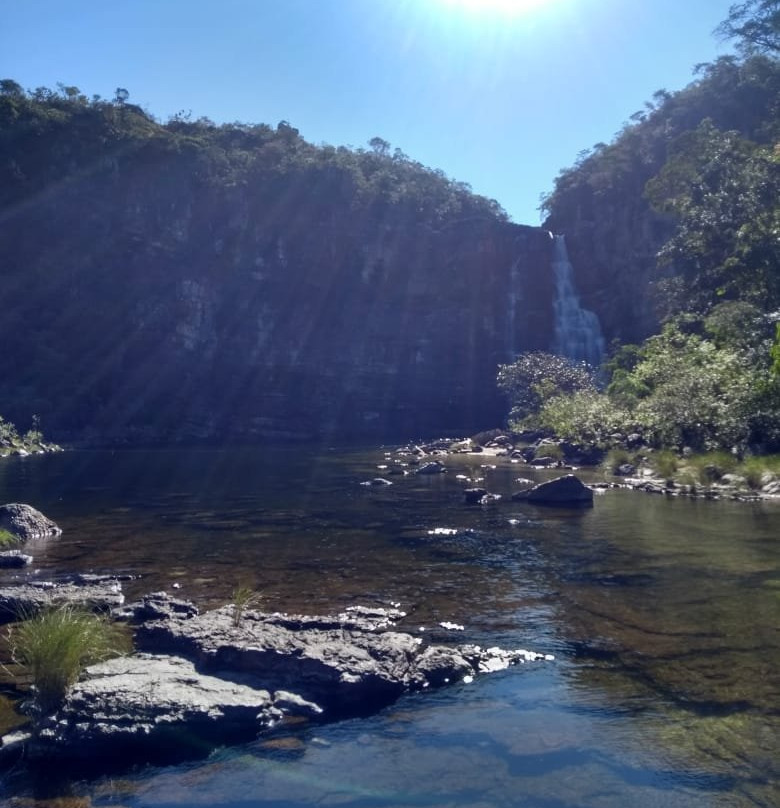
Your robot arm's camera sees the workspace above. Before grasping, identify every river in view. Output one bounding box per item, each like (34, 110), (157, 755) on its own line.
(0, 446), (778, 807)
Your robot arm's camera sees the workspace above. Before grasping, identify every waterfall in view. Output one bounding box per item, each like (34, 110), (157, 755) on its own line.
(506, 256), (522, 360)
(551, 235), (605, 367)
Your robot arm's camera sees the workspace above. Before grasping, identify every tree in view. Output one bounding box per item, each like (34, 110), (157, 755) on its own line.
(368, 136), (390, 156)
(497, 352), (595, 426)
(715, 1), (780, 55)
(645, 120), (780, 313)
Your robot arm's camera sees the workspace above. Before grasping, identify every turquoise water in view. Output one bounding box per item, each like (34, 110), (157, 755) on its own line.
(0, 447), (778, 807)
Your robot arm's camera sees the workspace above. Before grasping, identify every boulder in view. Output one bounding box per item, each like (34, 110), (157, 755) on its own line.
(0, 503), (61, 541)
(463, 487), (488, 504)
(416, 461), (446, 475)
(518, 474), (593, 506)
(0, 550), (33, 568)
(30, 653), (282, 759)
(528, 455), (559, 467)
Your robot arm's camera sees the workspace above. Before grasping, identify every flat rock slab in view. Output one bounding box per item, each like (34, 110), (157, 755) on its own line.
(134, 597), (551, 718)
(31, 653), (283, 758)
(0, 579), (125, 622)
(0, 503), (61, 541)
(9, 594), (553, 765)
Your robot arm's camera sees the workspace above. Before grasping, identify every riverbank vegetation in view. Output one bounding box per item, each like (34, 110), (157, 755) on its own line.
(0, 414), (51, 458)
(8, 605), (131, 715)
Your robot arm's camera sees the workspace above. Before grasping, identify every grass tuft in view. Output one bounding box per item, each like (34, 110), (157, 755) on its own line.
(10, 605), (132, 714)
(651, 450), (679, 481)
(231, 584), (262, 628)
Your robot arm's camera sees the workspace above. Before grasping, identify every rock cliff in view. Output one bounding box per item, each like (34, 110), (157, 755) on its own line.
(0, 92), (558, 441)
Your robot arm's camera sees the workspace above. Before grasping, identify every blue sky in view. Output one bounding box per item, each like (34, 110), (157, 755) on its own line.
(2, 0), (738, 224)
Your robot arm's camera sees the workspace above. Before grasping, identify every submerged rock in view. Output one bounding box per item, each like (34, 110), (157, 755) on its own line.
(0, 550), (33, 568)
(0, 503), (61, 541)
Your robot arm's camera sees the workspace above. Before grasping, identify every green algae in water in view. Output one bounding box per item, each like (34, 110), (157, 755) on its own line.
(0, 692), (28, 735)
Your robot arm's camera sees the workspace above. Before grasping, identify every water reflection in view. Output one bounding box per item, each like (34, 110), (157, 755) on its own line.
(0, 447), (778, 807)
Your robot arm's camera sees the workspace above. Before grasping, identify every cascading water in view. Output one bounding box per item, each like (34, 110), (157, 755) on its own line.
(551, 234), (605, 366)
(506, 256), (523, 360)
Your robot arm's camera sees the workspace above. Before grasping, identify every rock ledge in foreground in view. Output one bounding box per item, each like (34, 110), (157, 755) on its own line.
(12, 593), (553, 763)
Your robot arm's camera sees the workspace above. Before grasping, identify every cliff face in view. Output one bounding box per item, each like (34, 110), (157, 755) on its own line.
(0, 132), (555, 441)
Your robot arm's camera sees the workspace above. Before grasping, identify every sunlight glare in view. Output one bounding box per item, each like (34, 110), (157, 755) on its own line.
(437, 0), (551, 16)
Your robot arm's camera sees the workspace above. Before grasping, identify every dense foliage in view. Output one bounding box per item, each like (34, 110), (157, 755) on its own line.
(716, 1), (780, 56)
(496, 352), (595, 424)
(505, 5), (780, 456)
(503, 307), (780, 453)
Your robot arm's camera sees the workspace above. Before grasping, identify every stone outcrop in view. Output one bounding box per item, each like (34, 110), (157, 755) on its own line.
(6, 593), (553, 762)
(2, 155), (557, 442)
(0, 503), (61, 541)
(514, 474), (594, 506)
(132, 600), (544, 717)
(31, 654), (283, 758)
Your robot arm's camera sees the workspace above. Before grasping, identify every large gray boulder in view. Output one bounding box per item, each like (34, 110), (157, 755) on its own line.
(515, 474), (594, 506)
(0, 503), (61, 541)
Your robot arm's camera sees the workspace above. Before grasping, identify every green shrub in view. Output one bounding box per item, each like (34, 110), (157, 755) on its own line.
(537, 390), (631, 446)
(685, 451), (739, 485)
(602, 448), (637, 475)
(10, 605), (132, 714)
(651, 450), (679, 481)
(739, 455), (780, 489)
(534, 443), (564, 461)
(0, 528), (18, 548)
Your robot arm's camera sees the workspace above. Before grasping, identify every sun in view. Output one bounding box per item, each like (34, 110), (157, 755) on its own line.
(438, 0), (550, 15)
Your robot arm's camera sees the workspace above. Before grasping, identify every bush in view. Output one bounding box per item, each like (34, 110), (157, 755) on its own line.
(497, 352), (595, 426)
(685, 451), (739, 485)
(10, 605), (132, 714)
(537, 390), (632, 446)
(602, 448), (637, 475)
(651, 450), (679, 481)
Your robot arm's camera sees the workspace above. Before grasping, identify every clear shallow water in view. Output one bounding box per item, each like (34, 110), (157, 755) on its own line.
(0, 447), (778, 807)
